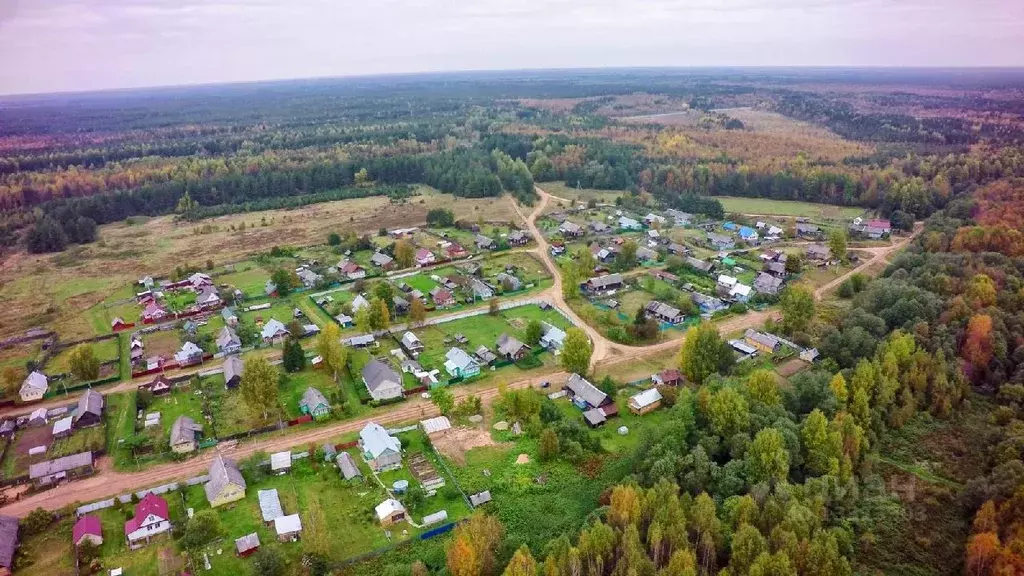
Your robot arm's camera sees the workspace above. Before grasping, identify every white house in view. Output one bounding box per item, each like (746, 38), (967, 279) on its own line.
(19, 371), (48, 402)
(124, 493), (172, 549)
(539, 322), (567, 350)
(261, 319), (290, 343)
(359, 422), (402, 471)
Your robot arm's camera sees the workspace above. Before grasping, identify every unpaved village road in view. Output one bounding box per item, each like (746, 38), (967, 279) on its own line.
(0, 188), (917, 516)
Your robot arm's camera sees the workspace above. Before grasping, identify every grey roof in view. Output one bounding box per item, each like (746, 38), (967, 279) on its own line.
(29, 451), (93, 480)
(75, 389), (104, 422)
(645, 301), (682, 319)
(636, 247), (658, 261)
(221, 307), (238, 321)
(745, 329), (781, 350)
(223, 355), (244, 384)
(806, 244), (830, 257)
(170, 415), (202, 446)
(587, 274), (623, 289)
(216, 326), (240, 350)
(707, 233), (734, 246)
(300, 387), (329, 412)
(685, 257), (714, 272)
(258, 489), (284, 522)
(583, 408), (607, 426)
(496, 272), (521, 290)
(371, 252), (394, 266)
(345, 334), (376, 346)
(796, 223), (821, 233)
(205, 454), (246, 502)
(0, 515), (17, 568)
(401, 332), (423, 351)
(261, 318), (289, 339)
(336, 452), (362, 479)
(559, 221), (583, 233)
(496, 334), (529, 357)
(362, 359), (401, 393)
(475, 345), (498, 364)
(754, 273), (784, 294)
(360, 422), (401, 459)
(565, 374), (608, 408)
(469, 490), (492, 507)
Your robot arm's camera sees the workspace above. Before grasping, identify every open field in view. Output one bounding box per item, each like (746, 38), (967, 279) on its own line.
(0, 187), (524, 340)
(713, 107), (845, 139)
(45, 337), (120, 374)
(539, 181), (624, 207)
(715, 196), (866, 219)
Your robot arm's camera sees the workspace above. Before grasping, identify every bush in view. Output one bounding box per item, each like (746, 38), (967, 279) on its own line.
(21, 508), (53, 536)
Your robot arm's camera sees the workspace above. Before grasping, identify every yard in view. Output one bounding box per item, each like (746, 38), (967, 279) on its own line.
(540, 181), (624, 207)
(715, 196), (865, 220)
(216, 260), (271, 298)
(142, 329), (185, 360)
(45, 336), (121, 375)
(145, 385), (207, 447)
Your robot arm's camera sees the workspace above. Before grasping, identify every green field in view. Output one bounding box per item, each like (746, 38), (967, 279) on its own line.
(217, 260), (271, 297)
(540, 181), (625, 206)
(715, 196), (865, 220)
(45, 337), (121, 374)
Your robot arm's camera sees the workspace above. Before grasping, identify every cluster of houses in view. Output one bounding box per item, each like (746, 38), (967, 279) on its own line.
(138, 272), (223, 324)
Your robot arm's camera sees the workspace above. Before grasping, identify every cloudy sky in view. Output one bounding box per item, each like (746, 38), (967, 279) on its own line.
(0, 0), (1021, 95)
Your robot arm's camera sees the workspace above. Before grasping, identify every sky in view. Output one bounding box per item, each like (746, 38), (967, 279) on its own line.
(0, 0), (1022, 95)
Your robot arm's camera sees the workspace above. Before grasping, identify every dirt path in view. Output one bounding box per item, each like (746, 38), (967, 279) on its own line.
(813, 223), (922, 300)
(0, 197), (921, 516)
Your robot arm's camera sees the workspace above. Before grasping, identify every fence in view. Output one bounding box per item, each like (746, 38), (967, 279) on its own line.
(385, 424), (418, 435)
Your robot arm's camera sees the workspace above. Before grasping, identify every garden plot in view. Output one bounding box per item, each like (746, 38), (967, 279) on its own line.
(215, 260), (271, 297)
(45, 337), (120, 374)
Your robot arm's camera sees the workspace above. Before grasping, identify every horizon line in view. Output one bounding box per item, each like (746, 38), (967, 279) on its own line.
(4, 64), (1024, 99)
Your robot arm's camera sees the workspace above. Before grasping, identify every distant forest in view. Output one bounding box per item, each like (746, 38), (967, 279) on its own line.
(2, 68), (1024, 252)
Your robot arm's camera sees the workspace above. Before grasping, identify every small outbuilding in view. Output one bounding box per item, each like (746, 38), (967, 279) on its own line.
(375, 498), (407, 527)
(235, 533), (260, 557)
(275, 514), (302, 542)
(73, 515), (103, 547)
(270, 451), (292, 474)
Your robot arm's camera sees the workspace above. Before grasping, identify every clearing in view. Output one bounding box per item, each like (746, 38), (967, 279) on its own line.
(715, 196), (866, 220)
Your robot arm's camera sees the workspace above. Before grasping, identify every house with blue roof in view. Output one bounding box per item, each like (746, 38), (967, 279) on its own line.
(739, 226), (759, 243)
(723, 222), (738, 231)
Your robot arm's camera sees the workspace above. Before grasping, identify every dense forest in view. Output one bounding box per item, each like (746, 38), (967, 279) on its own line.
(3, 69), (1024, 252)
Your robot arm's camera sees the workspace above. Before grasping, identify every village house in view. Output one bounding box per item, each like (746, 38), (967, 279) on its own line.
(345, 334), (376, 348)
(19, 371), (48, 402)
(652, 369), (683, 387)
(729, 283), (753, 302)
(0, 515), (16, 575)
(29, 452), (94, 488)
(685, 256), (715, 274)
(392, 295), (410, 315)
(129, 337), (145, 362)
(415, 248), (436, 266)
(644, 213), (667, 227)
(370, 252), (395, 270)
(475, 345), (499, 366)
(73, 515), (102, 547)
(754, 272), (784, 295)
(27, 407), (47, 427)
(111, 317), (131, 331)
(297, 268), (322, 288)
(74, 389), (104, 428)
(339, 260), (366, 280)
(401, 332), (425, 358)
(52, 416), (73, 439)
(143, 302), (169, 323)
(667, 243), (688, 255)
(235, 533), (261, 557)
(739, 226), (759, 243)
(629, 388), (663, 415)
(445, 242), (469, 259)
(475, 234), (495, 250)
(351, 294), (370, 312)
(707, 232), (735, 250)
(221, 307), (239, 326)
(651, 270), (679, 284)
(196, 286), (221, 307)
(564, 373), (609, 410)
(584, 273), (623, 293)
(360, 422), (403, 471)
(300, 387), (331, 419)
(470, 278), (494, 300)
(589, 242), (614, 264)
(430, 287), (455, 308)
(216, 326), (242, 355)
(618, 216), (642, 230)
(645, 301), (685, 324)
(174, 341), (204, 366)
(636, 246), (658, 262)
(796, 223), (822, 238)
(692, 292), (726, 314)
(805, 244), (831, 262)
(205, 454), (247, 507)
(264, 280), (278, 297)
(589, 221), (612, 234)
(496, 272), (522, 292)
(559, 221), (584, 238)
(496, 334), (531, 361)
(261, 319), (290, 344)
(362, 359), (403, 402)
(539, 322), (567, 350)
(745, 329), (782, 354)
(125, 493), (172, 549)
(223, 355), (244, 389)
(666, 209), (693, 226)
(763, 260), (788, 277)
(169, 415), (203, 453)
(376, 498), (408, 527)
(337, 452), (362, 480)
(444, 347), (481, 379)
(140, 375), (172, 396)
(508, 230), (529, 245)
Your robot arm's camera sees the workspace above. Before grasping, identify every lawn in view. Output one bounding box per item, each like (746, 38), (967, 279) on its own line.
(240, 299), (299, 334)
(143, 329), (184, 359)
(217, 260), (271, 297)
(146, 385), (207, 446)
(106, 391), (138, 469)
(49, 424), (106, 458)
(540, 181), (625, 207)
(400, 273), (440, 295)
(715, 196), (865, 220)
(46, 337), (120, 374)
(278, 368), (345, 420)
(413, 313), (523, 373)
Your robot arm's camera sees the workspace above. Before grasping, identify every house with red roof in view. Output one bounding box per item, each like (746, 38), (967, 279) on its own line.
(430, 287), (455, 308)
(142, 302), (168, 323)
(73, 515), (103, 547)
(124, 493), (172, 549)
(415, 249), (436, 266)
(444, 243), (468, 260)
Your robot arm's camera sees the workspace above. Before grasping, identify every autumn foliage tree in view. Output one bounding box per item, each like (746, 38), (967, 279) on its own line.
(446, 513), (504, 576)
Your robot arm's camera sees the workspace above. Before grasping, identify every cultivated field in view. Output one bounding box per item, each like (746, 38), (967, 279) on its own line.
(715, 196), (866, 219)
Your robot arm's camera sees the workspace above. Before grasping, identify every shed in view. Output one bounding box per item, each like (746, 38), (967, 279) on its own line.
(74, 389), (104, 428)
(422, 510), (449, 527)
(336, 452), (362, 480)
(375, 499), (407, 527)
(235, 533), (260, 557)
(258, 489), (284, 523)
(469, 490), (492, 507)
(322, 442), (338, 461)
(275, 514), (302, 542)
(52, 416), (73, 438)
(270, 451), (292, 473)
(0, 515), (15, 572)
(420, 416), (452, 436)
(628, 388), (663, 415)
(73, 515), (103, 547)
